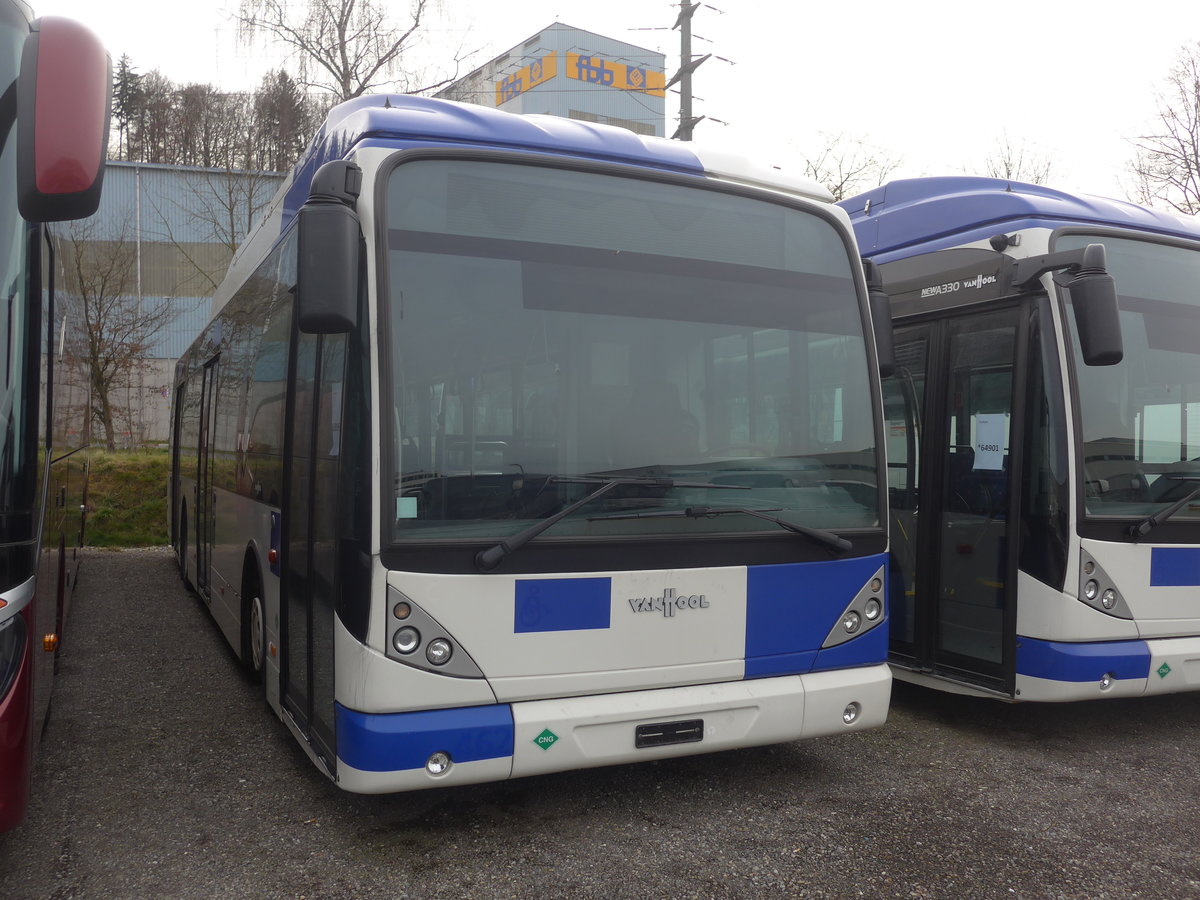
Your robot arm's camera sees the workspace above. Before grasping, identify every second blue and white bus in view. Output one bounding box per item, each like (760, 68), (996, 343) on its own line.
(842, 175), (1200, 701)
(170, 95), (893, 792)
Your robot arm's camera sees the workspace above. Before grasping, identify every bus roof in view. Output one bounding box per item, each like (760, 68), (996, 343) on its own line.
(279, 94), (831, 226)
(839, 176), (1200, 260)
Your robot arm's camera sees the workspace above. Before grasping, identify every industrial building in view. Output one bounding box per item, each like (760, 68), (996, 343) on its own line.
(435, 22), (667, 137)
(57, 161), (282, 446)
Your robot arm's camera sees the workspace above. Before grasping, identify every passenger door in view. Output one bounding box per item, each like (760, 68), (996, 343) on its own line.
(280, 330), (346, 771)
(883, 307), (1024, 691)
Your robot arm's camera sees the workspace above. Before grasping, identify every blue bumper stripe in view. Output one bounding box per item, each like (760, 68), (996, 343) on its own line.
(1150, 547), (1200, 586)
(1016, 637), (1150, 683)
(812, 622), (889, 673)
(336, 703), (514, 773)
(745, 650), (817, 679)
(514, 577), (612, 633)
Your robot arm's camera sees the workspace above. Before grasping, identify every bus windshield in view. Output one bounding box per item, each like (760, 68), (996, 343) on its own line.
(383, 158), (879, 543)
(1060, 233), (1200, 520)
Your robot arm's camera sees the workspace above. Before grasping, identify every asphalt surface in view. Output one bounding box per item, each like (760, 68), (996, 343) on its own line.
(1, 547), (1198, 899)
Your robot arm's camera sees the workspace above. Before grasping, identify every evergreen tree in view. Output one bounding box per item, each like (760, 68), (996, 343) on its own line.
(111, 55), (143, 160)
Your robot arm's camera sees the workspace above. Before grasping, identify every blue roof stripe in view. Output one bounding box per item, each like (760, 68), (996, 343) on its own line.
(282, 95), (705, 229)
(839, 176), (1200, 259)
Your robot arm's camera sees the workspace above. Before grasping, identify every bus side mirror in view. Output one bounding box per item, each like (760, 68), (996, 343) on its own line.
(1012, 242), (1123, 367)
(1062, 245), (1123, 367)
(296, 161), (362, 334)
(16, 17), (111, 223)
(863, 259), (896, 378)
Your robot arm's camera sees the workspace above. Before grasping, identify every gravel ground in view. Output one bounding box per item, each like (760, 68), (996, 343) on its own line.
(1, 547), (1198, 899)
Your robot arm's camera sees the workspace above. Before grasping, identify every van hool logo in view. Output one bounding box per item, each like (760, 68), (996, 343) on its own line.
(920, 272), (997, 299)
(628, 587), (710, 617)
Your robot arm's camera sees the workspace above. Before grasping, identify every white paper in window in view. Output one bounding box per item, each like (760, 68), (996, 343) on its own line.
(974, 414), (1006, 471)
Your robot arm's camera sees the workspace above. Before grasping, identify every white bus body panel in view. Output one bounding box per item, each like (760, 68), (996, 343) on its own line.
(1080, 539), (1200, 636)
(383, 567), (750, 703)
(1014, 570), (1139, 643)
(1143, 638), (1200, 694)
(335, 619), (498, 712)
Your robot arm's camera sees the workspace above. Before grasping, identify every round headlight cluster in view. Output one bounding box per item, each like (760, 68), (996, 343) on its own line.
(1080, 557), (1124, 616)
(389, 596), (456, 667)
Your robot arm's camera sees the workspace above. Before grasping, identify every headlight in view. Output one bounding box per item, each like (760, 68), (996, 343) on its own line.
(426, 638), (452, 666)
(842, 611), (862, 634)
(864, 598), (882, 621)
(1084, 580), (1099, 601)
(1101, 589), (1117, 610)
(392, 626), (420, 655)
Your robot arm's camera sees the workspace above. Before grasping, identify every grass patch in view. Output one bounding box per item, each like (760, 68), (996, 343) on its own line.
(87, 449), (171, 548)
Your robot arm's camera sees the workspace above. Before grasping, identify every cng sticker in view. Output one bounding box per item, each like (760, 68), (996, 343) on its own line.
(1158, 662), (1172, 679)
(534, 728), (560, 751)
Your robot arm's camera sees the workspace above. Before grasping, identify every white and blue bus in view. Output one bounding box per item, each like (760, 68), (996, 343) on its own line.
(842, 175), (1200, 701)
(171, 95), (892, 793)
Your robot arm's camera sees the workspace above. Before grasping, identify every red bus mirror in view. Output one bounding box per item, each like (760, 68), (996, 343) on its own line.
(16, 16), (111, 223)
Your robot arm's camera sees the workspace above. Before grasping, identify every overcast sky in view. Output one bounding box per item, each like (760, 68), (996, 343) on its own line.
(40, 0), (1200, 202)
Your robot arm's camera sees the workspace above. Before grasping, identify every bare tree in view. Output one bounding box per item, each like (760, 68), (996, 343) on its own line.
(235, 0), (460, 100)
(984, 131), (1055, 185)
(801, 133), (902, 202)
(133, 72), (178, 165)
(1129, 42), (1200, 215)
(58, 218), (178, 450)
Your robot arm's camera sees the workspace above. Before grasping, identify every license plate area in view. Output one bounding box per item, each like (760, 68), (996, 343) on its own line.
(634, 718), (704, 749)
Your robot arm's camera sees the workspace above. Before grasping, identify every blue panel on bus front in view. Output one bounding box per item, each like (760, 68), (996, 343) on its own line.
(1150, 547), (1200, 586)
(744, 553), (887, 678)
(335, 703), (514, 772)
(1015, 636), (1150, 683)
(514, 577), (612, 633)
(838, 176), (1200, 259)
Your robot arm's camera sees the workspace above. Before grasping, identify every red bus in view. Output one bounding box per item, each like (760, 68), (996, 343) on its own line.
(0, 2), (109, 832)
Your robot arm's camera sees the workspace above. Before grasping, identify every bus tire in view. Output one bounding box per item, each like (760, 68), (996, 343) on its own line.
(241, 563), (265, 685)
(178, 503), (192, 590)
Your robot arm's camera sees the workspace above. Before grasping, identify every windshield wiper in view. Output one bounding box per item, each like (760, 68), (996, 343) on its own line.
(588, 505), (852, 554)
(474, 476), (748, 572)
(1128, 485), (1200, 541)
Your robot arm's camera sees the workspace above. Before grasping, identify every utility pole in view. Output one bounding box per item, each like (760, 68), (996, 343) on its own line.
(668, 1), (710, 141)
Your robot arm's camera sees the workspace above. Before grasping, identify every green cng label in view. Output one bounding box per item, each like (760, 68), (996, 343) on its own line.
(1158, 662), (1172, 679)
(534, 728), (560, 751)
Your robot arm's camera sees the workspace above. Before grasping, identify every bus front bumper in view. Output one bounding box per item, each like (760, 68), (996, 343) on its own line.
(333, 663), (891, 794)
